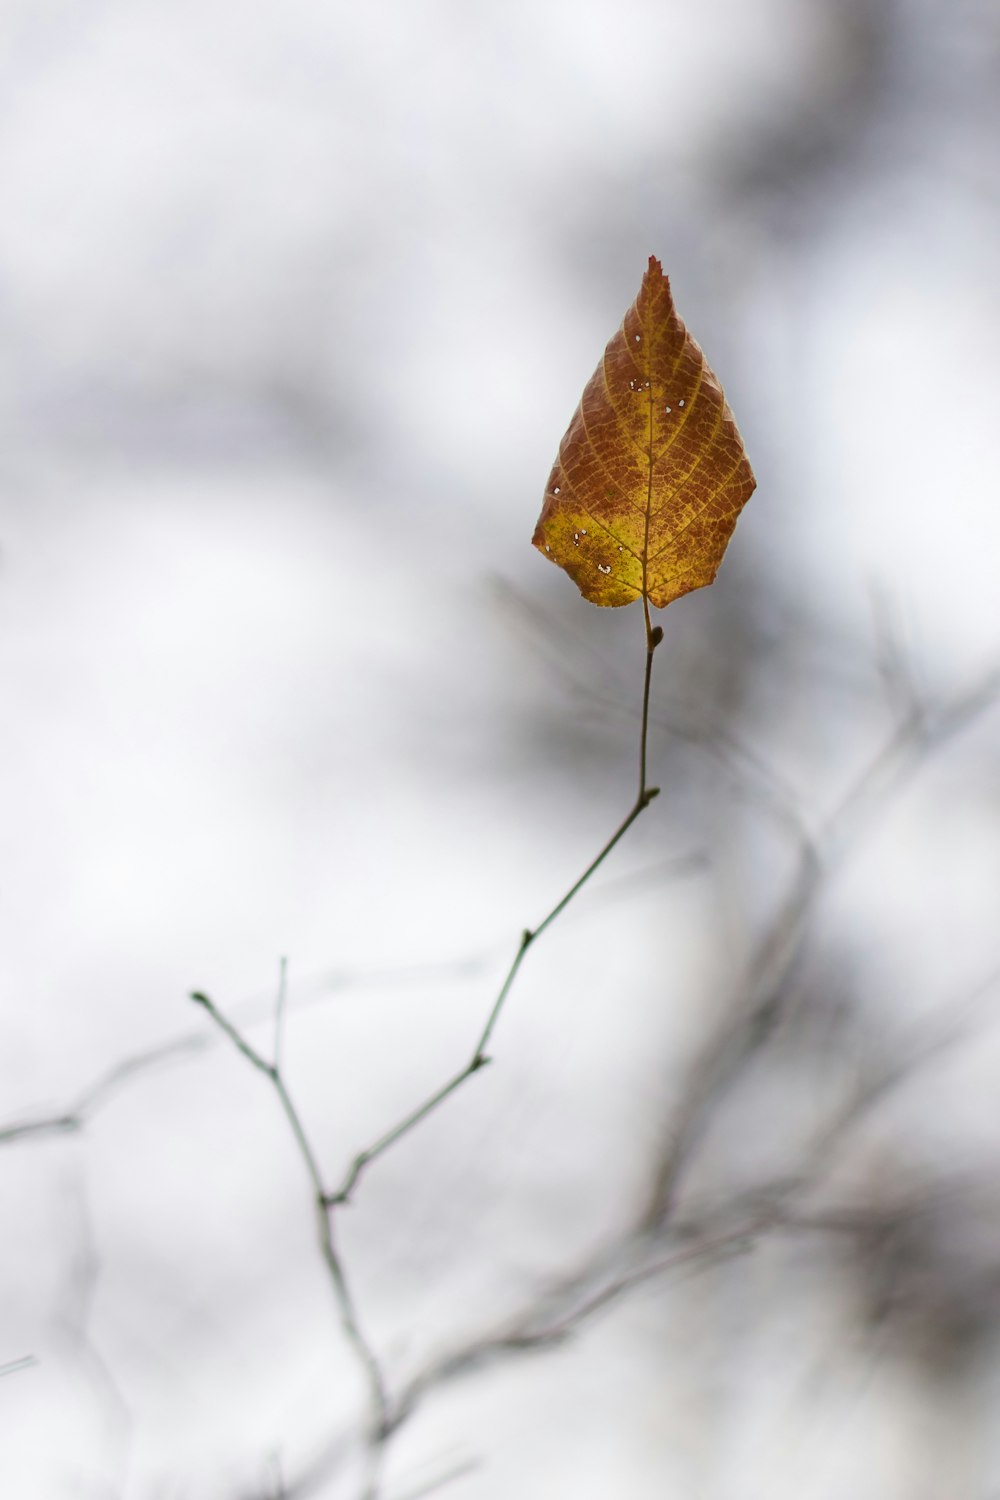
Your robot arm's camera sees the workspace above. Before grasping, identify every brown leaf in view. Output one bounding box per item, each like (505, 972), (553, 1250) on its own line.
(533, 257), (755, 610)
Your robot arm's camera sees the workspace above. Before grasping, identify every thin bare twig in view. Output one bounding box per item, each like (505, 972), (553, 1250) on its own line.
(326, 611), (664, 1208)
(0, 955), (488, 1152)
(0, 851), (702, 1156)
(188, 990), (390, 1452)
(271, 733), (1000, 1500)
(190, 611), (666, 1498)
(274, 956), (289, 1078)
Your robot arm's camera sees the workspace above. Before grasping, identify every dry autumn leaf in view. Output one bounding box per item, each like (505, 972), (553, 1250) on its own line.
(533, 256), (755, 610)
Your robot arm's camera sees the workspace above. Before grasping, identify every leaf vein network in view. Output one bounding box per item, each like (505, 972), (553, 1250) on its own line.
(650, 359), (708, 468)
(598, 351), (658, 469)
(570, 401), (649, 521)
(645, 444), (750, 568)
(567, 501), (644, 574)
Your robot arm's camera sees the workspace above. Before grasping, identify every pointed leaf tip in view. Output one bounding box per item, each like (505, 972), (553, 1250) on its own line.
(532, 259), (755, 610)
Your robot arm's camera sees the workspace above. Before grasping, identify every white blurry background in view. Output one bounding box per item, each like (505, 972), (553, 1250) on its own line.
(2, 0), (1000, 1496)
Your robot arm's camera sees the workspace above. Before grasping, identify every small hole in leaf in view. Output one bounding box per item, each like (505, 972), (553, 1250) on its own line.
(634, 334), (641, 343)
(678, 399), (685, 407)
(553, 485), (560, 494)
(664, 405), (672, 413)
